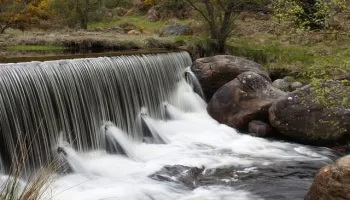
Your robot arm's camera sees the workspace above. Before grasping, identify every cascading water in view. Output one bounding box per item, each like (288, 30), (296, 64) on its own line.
(0, 52), (340, 199)
(0, 52), (191, 171)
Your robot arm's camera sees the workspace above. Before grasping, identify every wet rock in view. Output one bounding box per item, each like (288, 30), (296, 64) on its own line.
(207, 72), (285, 130)
(149, 165), (204, 188)
(248, 120), (273, 137)
(149, 165), (257, 188)
(149, 160), (334, 200)
(159, 25), (192, 37)
(191, 55), (271, 100)
(305, 155), (350, 200)
(269, 83), (350, 145)
(291, 82), (303, 90)
(272, 79), (290, 92)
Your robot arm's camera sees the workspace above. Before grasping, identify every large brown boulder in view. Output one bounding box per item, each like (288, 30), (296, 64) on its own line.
(269, 83), (350, 145)
(305, 155), (350, 200)
(207, 72), (285, 130)
(191, 55), (271, 100)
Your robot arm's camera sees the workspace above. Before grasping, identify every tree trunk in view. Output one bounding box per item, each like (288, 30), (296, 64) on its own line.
(80, 16), (88, 29)
(216, 38), (226, 53)
(76, 0), (89, 29)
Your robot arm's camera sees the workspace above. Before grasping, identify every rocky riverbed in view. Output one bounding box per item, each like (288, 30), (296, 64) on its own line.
(191, 54), (350, 199)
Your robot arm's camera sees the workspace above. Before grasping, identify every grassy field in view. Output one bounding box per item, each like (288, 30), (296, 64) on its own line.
(226, 33), (350, 81)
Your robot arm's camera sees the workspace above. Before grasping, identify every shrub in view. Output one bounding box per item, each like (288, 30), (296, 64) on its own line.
(271, 0), (349, 30)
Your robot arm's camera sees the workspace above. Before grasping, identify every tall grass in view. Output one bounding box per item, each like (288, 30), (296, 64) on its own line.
(0, 126), (60, 200)
(0, 165), (56, 200)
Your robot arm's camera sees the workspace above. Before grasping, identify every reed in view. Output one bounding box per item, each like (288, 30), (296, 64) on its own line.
(0, 126), (59, 200)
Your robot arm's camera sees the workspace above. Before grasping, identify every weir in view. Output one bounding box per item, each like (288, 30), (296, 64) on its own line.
(0, 52), (192, 171)
(0, 52), (337, 200)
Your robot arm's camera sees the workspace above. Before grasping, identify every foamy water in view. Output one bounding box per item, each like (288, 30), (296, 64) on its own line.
(19, 81), (332, 200)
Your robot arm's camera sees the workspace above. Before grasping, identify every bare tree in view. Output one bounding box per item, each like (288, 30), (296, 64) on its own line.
(183, 0), (241, 53)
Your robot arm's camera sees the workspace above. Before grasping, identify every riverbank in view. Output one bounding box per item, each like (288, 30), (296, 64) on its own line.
(1, 14), (350, 82)
(0, 28), (211, 63)
(0, 29), (176, 52)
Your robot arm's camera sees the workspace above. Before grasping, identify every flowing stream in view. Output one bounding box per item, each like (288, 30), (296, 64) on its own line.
(0, 52), (338, 199)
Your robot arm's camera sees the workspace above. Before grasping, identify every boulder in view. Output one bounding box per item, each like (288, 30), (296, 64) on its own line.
(291, 81), (303, 90)
(159, 25), (192, 37)
(272, 79), (290, 92)
(248, 120), (273, 137)
(191, 55), (271, 100)
(269, 83), (350, 145)
(305, 155), (350, 200)
(207, 72), (285, 130)
(149, 165), (204, 189)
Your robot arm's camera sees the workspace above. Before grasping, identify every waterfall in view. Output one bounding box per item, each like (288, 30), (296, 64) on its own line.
(0, 52), (192, 172)
(0, 52), (336, 200)
(184, 67), (205, 100)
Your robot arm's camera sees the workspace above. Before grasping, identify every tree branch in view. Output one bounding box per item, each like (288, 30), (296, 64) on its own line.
(183, 0), (211, 25)
(217, 0), (228, 12)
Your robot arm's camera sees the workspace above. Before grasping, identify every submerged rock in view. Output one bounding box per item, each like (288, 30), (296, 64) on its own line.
(207, 72), (285, 130)
(269, 83), (350, 145)
(248, 120), (273, 137)
(305, 155), (350, 200)
(149, 162), (330, 200)
(191, 55), (271, 100)
(159, 25), (192, 37)
(149, 165), (257, 188)
(149, 165), (204, 188)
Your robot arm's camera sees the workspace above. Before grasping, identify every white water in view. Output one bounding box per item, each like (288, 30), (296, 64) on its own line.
(21, 80), (330, 200)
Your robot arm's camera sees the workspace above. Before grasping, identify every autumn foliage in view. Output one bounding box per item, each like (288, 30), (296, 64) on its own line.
(0, 0), (50, 33)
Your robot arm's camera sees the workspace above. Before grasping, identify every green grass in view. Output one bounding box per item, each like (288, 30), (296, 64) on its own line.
(227, 35), (350, 80)
(6, 45), (66, 51)
(88, 21), (116, 30)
